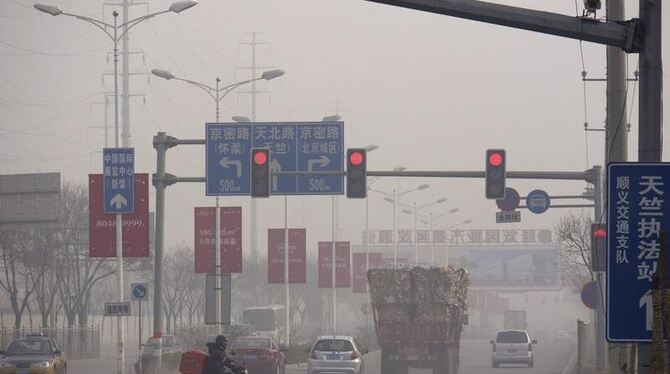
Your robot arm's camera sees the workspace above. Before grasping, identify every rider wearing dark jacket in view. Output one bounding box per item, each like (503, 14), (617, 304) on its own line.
(205, 335), (244, 374)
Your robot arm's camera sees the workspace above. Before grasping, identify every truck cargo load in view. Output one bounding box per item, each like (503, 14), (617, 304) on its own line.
(368, 266), (469, 374)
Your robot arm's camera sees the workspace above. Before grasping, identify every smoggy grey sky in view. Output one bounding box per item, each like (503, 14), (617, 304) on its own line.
(1, 0), (668, 253)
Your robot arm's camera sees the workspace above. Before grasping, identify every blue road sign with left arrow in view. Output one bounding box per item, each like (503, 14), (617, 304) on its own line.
(103, 148), (134, 214)
(206, 122), (344, 196)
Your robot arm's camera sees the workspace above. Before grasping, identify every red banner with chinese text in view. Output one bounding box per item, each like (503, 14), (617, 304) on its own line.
(267, 228), (306, 284)
(194, 207), (242, 274)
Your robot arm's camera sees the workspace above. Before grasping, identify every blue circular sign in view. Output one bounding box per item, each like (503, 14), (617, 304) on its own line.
(132, 284), (147, 300)
(581, 281), (599, 310)
(526, 189), (551, 214)
(496, 187), (520, 212)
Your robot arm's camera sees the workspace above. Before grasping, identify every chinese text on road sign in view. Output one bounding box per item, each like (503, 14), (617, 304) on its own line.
(103, 148), (134, 214)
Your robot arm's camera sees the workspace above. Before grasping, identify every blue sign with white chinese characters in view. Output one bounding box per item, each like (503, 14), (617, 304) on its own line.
(206, 122), (344, 196)
(607, 163), (670, 342)
(526, 189), (550, 214)
(206, 124), (253, 196)
(103, 148), (134, 214)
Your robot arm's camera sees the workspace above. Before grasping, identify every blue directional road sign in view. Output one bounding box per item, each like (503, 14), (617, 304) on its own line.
(526, 189), (550, 214)
(607, 163), (670, 342)
(131, 283), (148, 301)
(206, 122), (344, 196)
(103, 148), (134, 214)
(206, 124), (252, 196)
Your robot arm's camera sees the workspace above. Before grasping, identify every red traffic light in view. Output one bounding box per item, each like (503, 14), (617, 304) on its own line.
(489, 152), (503, 167)
(594, 228), (607, 238)
(254, 151), (268, 165)
(349, 151), (364, 166)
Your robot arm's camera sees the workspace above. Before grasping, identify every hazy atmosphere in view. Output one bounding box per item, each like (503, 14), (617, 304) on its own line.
(1, 0), (669, 373)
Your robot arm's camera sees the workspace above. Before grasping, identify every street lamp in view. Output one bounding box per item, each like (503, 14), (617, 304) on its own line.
(232, 116), (251, 123)
(374, 184), (431, 267)
(401, 198), (447, 265)
(322, 115), (342, 122)
(35, 3), (197, 373)
(151, 69), (284, 339)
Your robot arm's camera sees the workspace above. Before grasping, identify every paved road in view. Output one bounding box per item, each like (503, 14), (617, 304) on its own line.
(286, 339), (576, 374)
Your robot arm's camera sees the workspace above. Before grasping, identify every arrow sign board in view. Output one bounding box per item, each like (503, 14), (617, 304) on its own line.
(607, 163), (670, 342)
(103, 148), (134, 214)
(526, 189), (551, 214)
(131, 283), (148, 301)
(206, 122), (344, 196)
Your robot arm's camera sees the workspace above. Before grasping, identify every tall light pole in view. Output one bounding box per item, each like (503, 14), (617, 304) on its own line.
(35, 3), (197, 374)
(361, 145), (380, 286)
(421, 208), (460, 266)
(375, 183), (429, 266)
(152, 68), (285, 337)
(401, 198), (447, 265)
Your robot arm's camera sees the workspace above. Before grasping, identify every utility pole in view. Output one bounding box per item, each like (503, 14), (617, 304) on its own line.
(122, 0), (130, 147)
(238, 32), (271, 262)
(604, 0), (628, 370)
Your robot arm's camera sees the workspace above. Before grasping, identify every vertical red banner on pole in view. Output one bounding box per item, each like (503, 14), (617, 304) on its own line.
(267, 229), (307, 284)
(352, 253), (367, 293)
(318, 242), (332, 288)
(335, 241), (351, 288)
(194, 207), (242, 274)
(289, 229), (307, 283)
(89, 174), (150, 257)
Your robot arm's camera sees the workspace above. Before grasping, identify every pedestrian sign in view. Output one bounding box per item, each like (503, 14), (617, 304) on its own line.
(103, 148), (134, 214)
(206, 122), (344, 196)
(607, 163), (670, 342)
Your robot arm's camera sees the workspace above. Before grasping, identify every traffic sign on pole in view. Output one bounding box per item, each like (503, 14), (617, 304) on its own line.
(607, 163), (670, 342)
(526, 189), (551, 214)
(206, 122), (344, 196)
(131, 283), (149, 301)
(581, 281), (598, 310)
(103, 148), (134, 214)
(496, 187), (520, 211)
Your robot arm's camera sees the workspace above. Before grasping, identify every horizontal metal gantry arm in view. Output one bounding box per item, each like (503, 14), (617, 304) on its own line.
(365, 0), (639, 52)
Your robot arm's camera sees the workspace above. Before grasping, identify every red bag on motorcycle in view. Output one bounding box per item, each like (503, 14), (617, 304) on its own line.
(180, 350), (209, 374)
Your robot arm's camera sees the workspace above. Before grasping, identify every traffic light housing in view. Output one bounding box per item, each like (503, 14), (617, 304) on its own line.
(346, 148), (367, 199)
(591, 223), (606, 271)
(485, 149), (506, 199)
(251, 148), (270, 198)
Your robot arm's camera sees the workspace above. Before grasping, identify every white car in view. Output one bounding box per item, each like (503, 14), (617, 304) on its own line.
(490, 330), (537, 368)
(307, 336), (367, 374)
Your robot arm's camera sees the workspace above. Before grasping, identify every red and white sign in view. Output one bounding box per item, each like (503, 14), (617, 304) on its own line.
(352, 253), (367, 293)
(89, 174), (150, 257)
(318, 241), (351, 288)
(318, 242), (333, 288)
(194, 207), (242, 274)
(336, 242), (351, 288)
(267, 228), (306, 284)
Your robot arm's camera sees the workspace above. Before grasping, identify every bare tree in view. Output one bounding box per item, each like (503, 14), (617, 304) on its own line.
(0, 229), (38, 328)
(25, 229), (61, 328)
(57, 182), (114, 327)
(162, 246), (195, 333)
(554, 211), (594, 291)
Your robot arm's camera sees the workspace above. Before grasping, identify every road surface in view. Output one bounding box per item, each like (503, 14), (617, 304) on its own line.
(286, 339), (575, 374)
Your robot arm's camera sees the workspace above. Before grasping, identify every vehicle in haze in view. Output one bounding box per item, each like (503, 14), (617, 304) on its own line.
(490, 330), (537, 368)
(368, 266), (470, 374)
(0, 334), (67, 374)
(143, 334), (180, 353)
(230, 336), (285, 374)
(306, 336), (366, 374)
(242, 306), (286, 343)
(503, 310), (527, 331)
(552, 329), (570, 341)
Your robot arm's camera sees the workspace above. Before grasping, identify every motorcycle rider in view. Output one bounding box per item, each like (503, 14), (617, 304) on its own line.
(205, 335), (244, 374)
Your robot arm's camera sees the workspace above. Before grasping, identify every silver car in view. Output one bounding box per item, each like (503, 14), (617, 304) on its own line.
(490, 330), (537, 368)
(307, 336), (367, 374)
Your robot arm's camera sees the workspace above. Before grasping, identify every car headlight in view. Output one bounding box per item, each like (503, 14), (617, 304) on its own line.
(0, 362), (14, 368)
(31, 361), (51, 368)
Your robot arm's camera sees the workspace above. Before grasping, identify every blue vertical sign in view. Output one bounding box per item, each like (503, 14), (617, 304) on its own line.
(206, 124), (253, 196)
(103, 148), (134, 214)
(297, 123), (344, 194)
(607, 163), (670, 342)
(252, 123), (298, 194)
